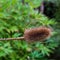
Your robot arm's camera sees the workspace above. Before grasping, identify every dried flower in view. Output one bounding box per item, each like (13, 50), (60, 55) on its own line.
(24, 26), (51, 42)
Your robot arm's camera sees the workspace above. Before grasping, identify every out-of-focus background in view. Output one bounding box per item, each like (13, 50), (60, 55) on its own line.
(0, 0), (60, 60)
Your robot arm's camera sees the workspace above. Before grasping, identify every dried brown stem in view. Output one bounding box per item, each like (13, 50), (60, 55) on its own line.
(0, 37), (24, 41)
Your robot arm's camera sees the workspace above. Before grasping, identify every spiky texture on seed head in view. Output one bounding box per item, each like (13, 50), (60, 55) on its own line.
(24, 26), (51, 42)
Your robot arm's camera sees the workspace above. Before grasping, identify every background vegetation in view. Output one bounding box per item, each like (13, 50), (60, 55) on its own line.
(0, 0), (60, 60)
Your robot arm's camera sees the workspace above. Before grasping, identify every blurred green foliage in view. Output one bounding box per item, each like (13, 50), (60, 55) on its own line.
(45, 0), (60, 22)
(44, 0), (60, 59)
(0, 0), (58, 60)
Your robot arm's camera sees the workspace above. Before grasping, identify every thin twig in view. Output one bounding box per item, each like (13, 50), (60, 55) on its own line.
(40, 2), (44, 13)
(0, 37), (24, 41)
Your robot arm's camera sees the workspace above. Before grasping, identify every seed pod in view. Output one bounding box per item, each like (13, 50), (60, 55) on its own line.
(24, 26), (51, 42)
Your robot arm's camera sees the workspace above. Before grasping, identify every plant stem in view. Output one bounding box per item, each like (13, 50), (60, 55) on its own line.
(0, 37), (24, 41)
(40, 1), (44, 13)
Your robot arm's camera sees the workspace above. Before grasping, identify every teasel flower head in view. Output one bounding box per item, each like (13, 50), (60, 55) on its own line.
(24, 26), (52, 42)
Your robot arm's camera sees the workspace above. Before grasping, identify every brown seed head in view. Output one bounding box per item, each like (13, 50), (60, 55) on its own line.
(24, 26), (51, 42)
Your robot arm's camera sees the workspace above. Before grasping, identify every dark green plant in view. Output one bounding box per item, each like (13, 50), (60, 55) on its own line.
(45, 0), (60, 22)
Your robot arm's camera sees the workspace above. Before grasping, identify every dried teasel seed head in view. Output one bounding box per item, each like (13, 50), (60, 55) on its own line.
(24, 26), (51, 42)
